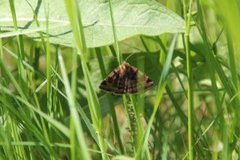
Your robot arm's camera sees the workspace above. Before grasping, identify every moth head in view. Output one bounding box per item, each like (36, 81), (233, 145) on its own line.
(119, 61), (129, 76)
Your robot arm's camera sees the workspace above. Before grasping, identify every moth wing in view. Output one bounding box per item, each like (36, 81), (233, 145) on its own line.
(99, 68), (126, 94)
(99, 62), (154, 94)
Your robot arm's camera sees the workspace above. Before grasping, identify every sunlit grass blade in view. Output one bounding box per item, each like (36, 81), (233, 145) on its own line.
(0, 87), (57, 158)
(135, 34), (178, 159)
(0, 85), (70, 137)
(44, 3), (53, 120)
(58, 51), (91, 160)
(108, 0), (122, 64)
(8, 0), (27, 91)
(64, 0), (107, 159)
(183, 0), (194, 159)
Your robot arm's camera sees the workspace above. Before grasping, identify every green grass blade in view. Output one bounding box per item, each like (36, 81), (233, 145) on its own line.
(183, 0), (194, 159)
(96, 48), (124, 154)
(58, 51), (91, 160)
(135, 34), (178, 159)
(108, 0), (122, 64)
(8, 0), (27, 92)
(64, 0), (107, 159)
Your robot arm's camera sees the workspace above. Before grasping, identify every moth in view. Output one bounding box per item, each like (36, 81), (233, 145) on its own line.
(99, 61), (154, 94)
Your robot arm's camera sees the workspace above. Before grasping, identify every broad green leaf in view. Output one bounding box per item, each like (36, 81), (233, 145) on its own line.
(0, 0), (184, 47)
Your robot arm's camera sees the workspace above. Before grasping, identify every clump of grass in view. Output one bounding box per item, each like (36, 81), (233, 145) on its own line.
(1, 0), (240, 159)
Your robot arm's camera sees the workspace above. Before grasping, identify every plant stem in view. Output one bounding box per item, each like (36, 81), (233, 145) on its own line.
(96, 48), (124, 154)
(183, 0), (193, 159)
(108, 0), (122, 64)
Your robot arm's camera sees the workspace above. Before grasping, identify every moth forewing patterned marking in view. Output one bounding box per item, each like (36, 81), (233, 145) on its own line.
(99, 61), (153, 94)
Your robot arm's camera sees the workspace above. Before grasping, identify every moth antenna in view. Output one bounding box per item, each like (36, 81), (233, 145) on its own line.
(124, 52), (138, 62)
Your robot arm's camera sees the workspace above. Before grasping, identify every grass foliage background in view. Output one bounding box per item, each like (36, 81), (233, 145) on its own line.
(1, 0), (240, 160)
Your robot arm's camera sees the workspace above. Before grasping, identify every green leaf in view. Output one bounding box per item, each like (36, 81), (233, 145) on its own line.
(0, 0), (184, 47)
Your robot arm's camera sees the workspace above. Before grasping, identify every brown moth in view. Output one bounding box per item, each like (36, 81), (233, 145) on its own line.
(99, 61), (154, 94)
